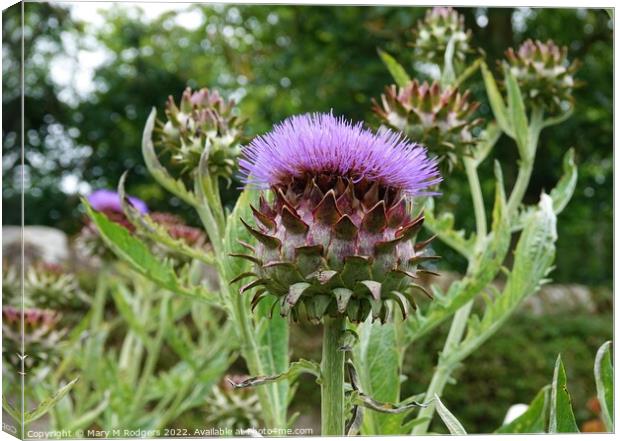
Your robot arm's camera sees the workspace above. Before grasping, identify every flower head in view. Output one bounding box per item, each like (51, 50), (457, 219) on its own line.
(2, 306), (65, 369)
(503, 39), (579, 113)
(373, 80), (482, 171)
(233, 113), (440, 324)
(157, 87), (244, 180)
(412, 7), (472, 66)
(239, 113), (441, 196)
(88, 189), (148, 214)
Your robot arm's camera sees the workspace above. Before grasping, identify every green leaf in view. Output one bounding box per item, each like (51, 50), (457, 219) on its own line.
(377, 48), (411, 87)
(550, 148), (578, 215)
(504, 65), (530, 158)
(407, 170), (510, 344)
(446, 193), (557, 365)
(24, 378), (79, 424)
(453, 57), (483, 89)
(223, 188), (290, 429)
(549, 355), (579, 433)
(227, 359), (320, 388)
(511, 149), (577, 232)
(594, 341), (613, 432)
(496, 386), (550, 433)
(353, 318), (405, 434)
(84, 201), (213, 302)
(110, 284), (149, 344)
(118, 172), (214, 266)
(66, 391), (110, 431)
(141, 108), (197, 206)
(2, 394), (21, 423)
(440, 35), (456, 87)
(423, 197), (476, 259)
(434, 394), (467, 435)
(481, 61), (512, 137)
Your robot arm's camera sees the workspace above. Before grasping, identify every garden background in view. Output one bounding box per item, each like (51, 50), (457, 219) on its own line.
(2, 1), (613, 433)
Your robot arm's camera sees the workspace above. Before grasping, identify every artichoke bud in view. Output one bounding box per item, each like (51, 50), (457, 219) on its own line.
(233, 113), (442, 324)
(412, 7), (472, 66)
(157, 87), (244, 180)
(2, 306), (65, 369)
(373, 80), (482, 172)
(503, 39), (580, 113)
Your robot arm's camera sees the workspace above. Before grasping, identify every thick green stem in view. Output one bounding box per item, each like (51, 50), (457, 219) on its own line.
(506, 158), (534, 216)
(321, 316), (346, 436)
(507, 106), (544, 216)
(414, 158), (486, 434)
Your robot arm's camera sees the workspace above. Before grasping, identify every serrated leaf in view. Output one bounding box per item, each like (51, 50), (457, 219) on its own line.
(377, 48), (411, 87)
(549, 355), (579, 433)
(594, 341), (613, 432)
(84, 201), (213, 302)
(353, 317), (405, 434)
(549, 148), (578, 215)
(142, 108), (197, 206)
(227, 359), (320, 388)
(496, 386), (549, 433)
(511, 149), (577, 232)
(434, 394), (467, 435)
(24, 378), (79, 424)
(407, 174), (510, 344)
(444, 193), (557, 365)
(118, 172), (214, 265)
(481, 62), (512, 137)
(504, 65), (530, 158)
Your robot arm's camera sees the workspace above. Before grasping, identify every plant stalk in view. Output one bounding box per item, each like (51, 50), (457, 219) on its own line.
(412, 300), (474, 434)
(464, 158), (487, 238)
(321, 316), (346, 436)
(413, 158), (486, 434)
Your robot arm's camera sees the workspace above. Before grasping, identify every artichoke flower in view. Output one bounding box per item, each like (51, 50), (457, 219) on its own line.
(157, 87), (244, 180)
(2, 306), (65, 369)
(504, 39), (579, 113)
(373, 80), (482, 170)
(233, 113), (441, 324)
(412, 7), (471, 66)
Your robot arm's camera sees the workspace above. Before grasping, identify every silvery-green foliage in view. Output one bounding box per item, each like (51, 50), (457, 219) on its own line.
(362, 10), (580, 435)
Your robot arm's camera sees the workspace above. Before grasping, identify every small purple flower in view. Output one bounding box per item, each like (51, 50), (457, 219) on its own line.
(87, 189), (148, 214)
(239, 113), (441, 196)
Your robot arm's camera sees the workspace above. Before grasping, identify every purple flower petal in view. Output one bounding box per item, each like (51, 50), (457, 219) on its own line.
(87, 189), (148, 214)
(239, 113), (441, 197)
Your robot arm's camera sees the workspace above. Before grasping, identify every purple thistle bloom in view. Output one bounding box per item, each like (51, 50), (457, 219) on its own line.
(88, 189), (148, 214)
(239, 113), (441, 197)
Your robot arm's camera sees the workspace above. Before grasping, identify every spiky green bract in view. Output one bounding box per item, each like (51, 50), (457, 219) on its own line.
(156, 87), (244, 179)
(234, 174), (438, 324)
(373, 80), (482, 171)
(504, 39), (580, 113)
(412, 7), (472, 66)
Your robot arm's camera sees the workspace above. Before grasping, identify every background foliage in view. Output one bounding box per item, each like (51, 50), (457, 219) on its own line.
(2, 2), (613, 434)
